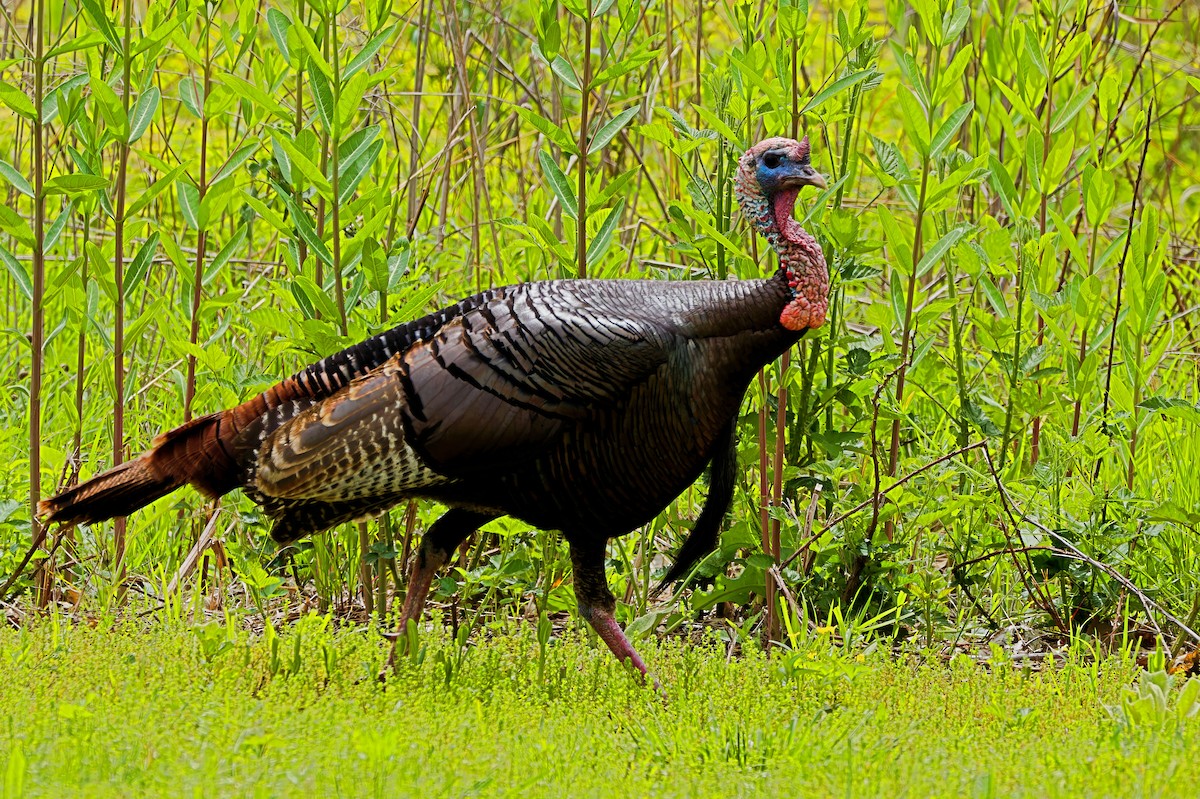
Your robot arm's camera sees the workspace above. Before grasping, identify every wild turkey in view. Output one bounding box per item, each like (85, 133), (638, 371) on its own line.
(39, 136), (828, 678)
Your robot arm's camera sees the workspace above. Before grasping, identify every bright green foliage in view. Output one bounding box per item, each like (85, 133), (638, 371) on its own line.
(0, 0), (1198, 657)
(3, 618), (1200, 797)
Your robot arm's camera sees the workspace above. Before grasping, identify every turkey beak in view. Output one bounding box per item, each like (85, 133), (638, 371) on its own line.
(780, 165), (827, 191)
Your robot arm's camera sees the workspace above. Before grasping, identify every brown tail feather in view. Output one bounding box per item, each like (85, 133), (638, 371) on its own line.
(38, 412), (240, 526)
(38, 457), (181, 525)
(37, 338), (389, 527)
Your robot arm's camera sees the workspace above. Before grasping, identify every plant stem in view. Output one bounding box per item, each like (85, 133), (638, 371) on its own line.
(111, 0), (137, 585)
(329, 12), (347, 336)
(576, 0), (592, 279)
(29, 0), (46, 605)
(184, 24), (212, 421)
(885, 162), (929, 541)
(999, 244), (1027, 470)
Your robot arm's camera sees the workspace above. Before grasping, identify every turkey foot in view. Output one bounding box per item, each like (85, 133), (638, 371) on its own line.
(380, 509), (495, 680)
(570, 539), (659, 689)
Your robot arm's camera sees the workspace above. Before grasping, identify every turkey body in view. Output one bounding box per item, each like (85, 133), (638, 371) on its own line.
(252, 272), (800, 545)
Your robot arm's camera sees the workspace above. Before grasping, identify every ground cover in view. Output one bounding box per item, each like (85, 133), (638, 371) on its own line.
(2, 616), (1199, 799)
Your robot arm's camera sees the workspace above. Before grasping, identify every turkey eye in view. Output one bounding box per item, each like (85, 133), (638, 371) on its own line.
(762, 152), (782, 169)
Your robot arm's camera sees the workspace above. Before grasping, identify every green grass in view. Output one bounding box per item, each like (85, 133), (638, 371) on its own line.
(2, 616), (1199, 798)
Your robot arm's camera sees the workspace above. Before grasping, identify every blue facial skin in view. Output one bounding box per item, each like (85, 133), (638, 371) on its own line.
(755, 152), (817, 196)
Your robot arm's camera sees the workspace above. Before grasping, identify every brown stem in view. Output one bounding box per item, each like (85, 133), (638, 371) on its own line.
(29, 0), (46, 605)
(184, 38), (212, 421)
(885, 164), (929, 541)
(111, 0), (137, 586)
(1094, 104), (1153, 481)
(575, 0), (592, 279)
(766, 350), (789, 644)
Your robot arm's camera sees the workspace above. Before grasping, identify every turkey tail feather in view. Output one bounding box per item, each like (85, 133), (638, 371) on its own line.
(37, 458), (180, 526)
(38, 412), (236, 526)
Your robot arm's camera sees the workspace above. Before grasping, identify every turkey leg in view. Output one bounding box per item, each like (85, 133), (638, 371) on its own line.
(381, 508), (496, 676)
(570, 538), (651, 679)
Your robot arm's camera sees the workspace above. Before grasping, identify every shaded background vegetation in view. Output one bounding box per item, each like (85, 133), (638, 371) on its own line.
(0, 0), (1198, 655)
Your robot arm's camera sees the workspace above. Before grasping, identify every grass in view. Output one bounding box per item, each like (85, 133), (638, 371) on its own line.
(2, 1), (1200, 792)
(2, 615), (1200, 798)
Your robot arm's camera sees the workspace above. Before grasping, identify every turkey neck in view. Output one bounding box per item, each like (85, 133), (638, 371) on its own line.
(735, 179), (829, 333)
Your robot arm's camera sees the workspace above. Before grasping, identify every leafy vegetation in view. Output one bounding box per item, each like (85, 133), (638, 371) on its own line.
(4, 618), (1200, 798)
(1, 0), (1199, 731)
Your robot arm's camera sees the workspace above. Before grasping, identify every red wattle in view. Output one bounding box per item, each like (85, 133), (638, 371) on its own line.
(772, 189), (801, 241)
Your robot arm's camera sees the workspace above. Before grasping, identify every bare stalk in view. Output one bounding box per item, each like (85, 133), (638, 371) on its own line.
(28, 0), (46, 605)
(575, 0), (593, 278)
(184, 21), (213, 421)
(111, 0), (137, 583)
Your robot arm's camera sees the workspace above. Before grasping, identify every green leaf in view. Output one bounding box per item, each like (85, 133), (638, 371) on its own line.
(267, 8), (292, 62)
(0, 242), (32, 300)
(276, 186), (333, 266)
(537, 149), (577, 218)
(1023, 26), (1048, 77)
(1050, 85), (1096, 135)
(929, 101), (972, 159)
(44, 174), (109, 196)
(124, 232), (160, 299)
(592, 49), (660, 86)
(128, 86), (160, 144)
(90, 77), (128, 136)
(78, 0), (122, 53)
(691, 105), (744, 148)
(1025, 132), (1043, 193)
(391, 279), (444, 317)
(978, 272), (1009, 318)
(515, 106), (579, 156)
(216, 74), (291, 124)
(0, 206), (35, 246)
(672, 202), (754, 263)
(344, 24), (394, 79)
(338, 125), (382, 173)
(800, 69), (872, 114)
(726, 50), (784, 108)
(293, 275), (339, 319)
(45, 201), (73, 251)
(179, 76), (204, 118)
(211, 143), (257, 188)
(127, 165), (186, 219)
(915, 224), (969, 278)
(292, 22), (333, 79)
(361, 238), (387, 293)
(178, 180), (201, 229)
(896, 87), (928, 157)
(585, 199), (624, 268)
(338, 140), (382, 203)
(0, 160), (32, 197)
(271, 133), (333, 197)
(942, 5), (971, 42)
(876, 205), (912, 274)
(47, 31), (105, 59)
(309, 67), (335, 134)
(987, 156), (1017, 217)
(550, 56), (581, 91)
(241, 191), (288, 233)
(0, 80), (36, 121)
(1139, 396), (1200, 425)
(336, 71), (368, 132)
(589, 106), (639, 153)
(964, 399), (1001, 437)
(204, 225), (247, 285)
